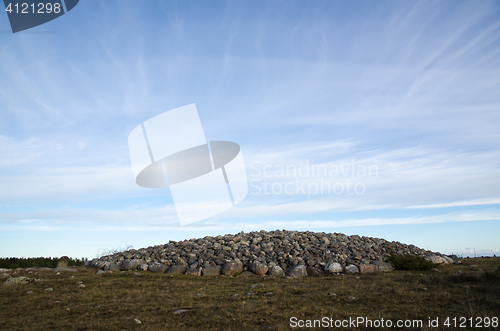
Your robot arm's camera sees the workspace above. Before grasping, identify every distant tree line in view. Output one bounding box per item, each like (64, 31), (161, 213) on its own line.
(0, 257), (86, 269)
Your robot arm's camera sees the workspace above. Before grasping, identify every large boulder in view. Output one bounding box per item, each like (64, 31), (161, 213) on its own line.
(120, 259), (147, 271)
(137, 264), (149, 271)
(448, 255), (461, 264)
(222, 259), (243, 276)
(306, 267), (325, 277)
(344, 265), (359, 274)
(148, 263), (168, 273)
(166, 265), (187, 274)
(92, 260), (109, 270)
(3, 277), (29, 286)
(359, 264), (378, 274)
(249, 261), (268, 275)
(202, 265), (221, 276)
(371, 261), (394, 272)
(56, 256), (70, 268)
(426, 255), (449, 264)
(104, 263), (120, 272)
(269, 266), (285, 277)
(324, 262), (343, 274)
(185, 268), (201, 276)
(286, 265), (308, 278)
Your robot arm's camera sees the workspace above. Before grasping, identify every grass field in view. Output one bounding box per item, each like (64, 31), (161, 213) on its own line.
(1, 257), (499, 330)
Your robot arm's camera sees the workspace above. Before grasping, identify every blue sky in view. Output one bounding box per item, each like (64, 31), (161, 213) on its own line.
(1, 0), (499, 259)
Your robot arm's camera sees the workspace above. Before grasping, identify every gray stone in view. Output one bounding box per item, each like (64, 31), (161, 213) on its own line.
(448, 255), (461, 264)
(359, 264), (378, 274)
(56, 256), (69, 268)
(148, 263), (168, 273)
(249, 261), (268, 275)
(344, 265), (359, 274)
(269, 266), (285, 277)
(202, 265), (221, 276)
(286, 265), (308, 278)
(3, 276), (29, 286)
(120, 259), (147, 271)
(166, 265), (187, 274)
(426, 255), (450, 264)
(185, 268), (201, 276)
(324, 262), (343, 274)
(222, 260), (243, 277)
(249, 283), (264, 290)
(137, 264), (149, 271)
(371, 261), (394, 272)
(306, 267), (325, 277)
(96, 270), (113, 275)
(173, 309), (190, 314)
(442, 256), (454, 264)
(104, 263), (120, 272)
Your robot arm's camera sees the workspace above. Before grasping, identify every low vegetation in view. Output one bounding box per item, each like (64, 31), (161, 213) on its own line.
(0, 257), (86, 269)
(388, 253), (437, 271)
(1, 257), (499, 330)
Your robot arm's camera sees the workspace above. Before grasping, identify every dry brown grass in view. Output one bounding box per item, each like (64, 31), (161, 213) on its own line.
(1, 257), (499, 330)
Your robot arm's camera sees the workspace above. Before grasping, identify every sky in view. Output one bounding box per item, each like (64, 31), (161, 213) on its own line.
(1, 0), (499, 259)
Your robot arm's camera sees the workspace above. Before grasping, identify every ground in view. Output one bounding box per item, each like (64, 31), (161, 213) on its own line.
(1, 257), (499, 330)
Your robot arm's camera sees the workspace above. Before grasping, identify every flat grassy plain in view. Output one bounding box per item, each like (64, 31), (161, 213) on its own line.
(1, 258), (499, 331)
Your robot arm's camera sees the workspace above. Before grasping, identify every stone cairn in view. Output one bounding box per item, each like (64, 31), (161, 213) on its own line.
(86, 230), (455, 277)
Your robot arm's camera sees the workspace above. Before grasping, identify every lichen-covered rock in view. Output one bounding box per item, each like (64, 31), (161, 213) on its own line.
(185, 268), (201, 276)
(325, 262), (343, 274)
(345, 265), (359, 274)
(249, 261), (268, 275)
(448, 255), (461, 264)
(166, 265), (186, 274)
(202, 265), (221, 276)
(56, 256), (69, 268)
(148, 263), (168, 273)
(426, 255), (450, 264)
(3, 277), (29, 286)
(359, 264), (378, 274)
(137, 264), (149, 271)
(104, 263), (120, 272)
(120, 259), (147, 271)
(222, 259), (243, 276)
(306, 267), (325, 277)
(286, 265), (307, 278)
(269, 266), (285, 277)
(371, 261), (394, 272)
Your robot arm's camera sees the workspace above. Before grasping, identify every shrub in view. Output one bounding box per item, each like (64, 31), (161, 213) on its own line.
(388, 253), (436, 271)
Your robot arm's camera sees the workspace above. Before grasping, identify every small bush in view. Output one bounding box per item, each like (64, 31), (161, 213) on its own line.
(388, 253), (436, 271)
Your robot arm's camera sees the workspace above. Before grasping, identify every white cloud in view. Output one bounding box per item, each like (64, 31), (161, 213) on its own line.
(0, 135), (59, 167)
(264, 209), (500, 228)
(407, 197), (500, 209)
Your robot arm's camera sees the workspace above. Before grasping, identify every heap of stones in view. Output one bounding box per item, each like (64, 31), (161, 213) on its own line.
(86, 230), (455, 277)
